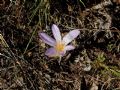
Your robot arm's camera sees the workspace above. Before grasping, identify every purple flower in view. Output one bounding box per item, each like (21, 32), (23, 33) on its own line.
(39, 24), (80, 57)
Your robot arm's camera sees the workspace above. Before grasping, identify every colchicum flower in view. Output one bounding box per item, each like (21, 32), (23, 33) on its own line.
(39, 24), (80, 57)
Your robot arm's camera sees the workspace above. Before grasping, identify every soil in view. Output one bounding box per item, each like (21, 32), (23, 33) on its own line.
(0, 0), (120, 90)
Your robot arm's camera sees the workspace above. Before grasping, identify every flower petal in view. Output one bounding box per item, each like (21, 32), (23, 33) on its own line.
(52, 24), (61, 41)
(45, 48), (57, 57)
(65, 45), (75, 51)
(63, 29), (80, 45)
(45, 48), (66, 57)
(39, 33), (55, 46)
(59, 51), (66, 56)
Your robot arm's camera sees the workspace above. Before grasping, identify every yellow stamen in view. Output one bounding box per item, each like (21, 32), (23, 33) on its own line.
(55, 42), (65, 52)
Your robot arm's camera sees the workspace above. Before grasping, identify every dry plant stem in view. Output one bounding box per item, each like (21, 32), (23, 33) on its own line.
(0, 34), (9, 48)
(23, 23), (38, 54)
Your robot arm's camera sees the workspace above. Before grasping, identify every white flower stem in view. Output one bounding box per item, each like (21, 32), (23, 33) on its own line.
(58, 56), (62, 65)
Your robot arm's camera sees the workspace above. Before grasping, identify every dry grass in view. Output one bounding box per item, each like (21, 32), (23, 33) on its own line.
(0, 0), (120, 89)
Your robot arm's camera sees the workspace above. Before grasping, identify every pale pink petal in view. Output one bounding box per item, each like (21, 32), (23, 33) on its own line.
(45, 48), (57, 57)
(59, 51), (66, 56)
(45, 48), (66, 57)
(39, 33), (55, 46)
(65, 45), (75, 51)
(52, 24), (61, 41)
(63, 29), (80, 45)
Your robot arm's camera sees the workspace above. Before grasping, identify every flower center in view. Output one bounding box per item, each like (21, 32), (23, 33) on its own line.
(55, 42), (65, 52)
